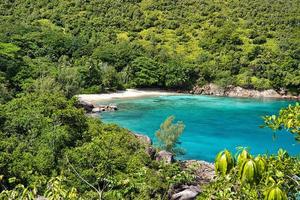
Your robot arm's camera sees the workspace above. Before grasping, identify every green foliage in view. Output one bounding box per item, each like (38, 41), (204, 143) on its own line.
(0, 91), (87, 184)
(199, 149), (300, 200)
(0, 74), (12, 104)
(155, 116), (185, 156)
(0, 0), (299, 94)
(126, 56), (161, 87)
(239, 159), (258, 184)
(0, 42), (20, 57)
(264, 103), (300, 141)
(215, 150), (234, 176)
(0, 91), (192, 199)
(0, 0), (300, 199)
(264, 186), (288, 200)
(251, 76), (272, 90)
(255, 156), (267, 179)
(0, 176), (81, 200)
(237, 149), (252, 166)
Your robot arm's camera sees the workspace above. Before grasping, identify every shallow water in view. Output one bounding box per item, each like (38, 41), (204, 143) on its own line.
(99, 95), (299, 161)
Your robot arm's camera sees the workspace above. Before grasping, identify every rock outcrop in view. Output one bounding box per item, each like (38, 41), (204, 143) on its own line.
(77, 100), (118, 113)
(181, 160), (215, 185)
(191, 83), (299, 99)
(191, 83), (226, 96)
(131, 132), (215, 199)
(132, 132), (156, 159)
(226, 86), (281, 98)
(171, 185), (201, 200)
(133, 133), (152, 145)
(91, 105), (118, 113)
(155, 150), (174, 164)
(169, 160), (215, 200)
(77, 100), (94, 112)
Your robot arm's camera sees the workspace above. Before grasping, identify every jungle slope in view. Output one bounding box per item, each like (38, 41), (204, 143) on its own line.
(0, 0), (299, 98)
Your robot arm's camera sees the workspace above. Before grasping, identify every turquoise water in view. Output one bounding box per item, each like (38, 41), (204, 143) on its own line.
(99, 95), (299, 161)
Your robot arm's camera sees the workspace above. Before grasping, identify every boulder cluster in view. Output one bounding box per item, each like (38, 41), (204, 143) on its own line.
(132, 132), (215, 200)
(190, 83), (300, 99)
(77, 100), (118, 113)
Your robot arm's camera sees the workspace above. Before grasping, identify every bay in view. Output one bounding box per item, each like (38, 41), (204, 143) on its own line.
(99, 95), (299, 161)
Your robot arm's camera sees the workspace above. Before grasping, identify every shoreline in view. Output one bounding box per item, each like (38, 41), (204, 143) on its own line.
(77, 89), (180, 103)
(77, 88), (299, 104)
(190, 84), (300, 100)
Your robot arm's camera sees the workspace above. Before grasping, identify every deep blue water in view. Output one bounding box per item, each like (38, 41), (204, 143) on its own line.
(99, 95), (299, 162)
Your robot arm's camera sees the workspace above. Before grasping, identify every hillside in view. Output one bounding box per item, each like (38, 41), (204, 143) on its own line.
(0, 0), (299, 199)
(1, 0), (299, 97)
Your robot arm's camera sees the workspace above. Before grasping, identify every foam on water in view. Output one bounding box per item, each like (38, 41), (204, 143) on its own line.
(99, 95), (299, 161)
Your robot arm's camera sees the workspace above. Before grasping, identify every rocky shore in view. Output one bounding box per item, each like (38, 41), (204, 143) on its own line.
(190, 83), (300, 100)
(76, 99), (118, 113)
(131, 132), (215, 200)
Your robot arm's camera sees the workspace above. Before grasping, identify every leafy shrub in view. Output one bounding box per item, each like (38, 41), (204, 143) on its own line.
(199, 149), (300, 200)
(264, 103), (300, 141)
(251, 76), (272, 90)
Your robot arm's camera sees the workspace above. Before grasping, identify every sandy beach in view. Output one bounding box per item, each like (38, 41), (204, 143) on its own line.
(77, 89), (179, 103)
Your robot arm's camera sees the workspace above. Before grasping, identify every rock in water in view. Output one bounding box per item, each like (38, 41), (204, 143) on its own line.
(92, 107), (101, 113)
(110, 105), (118, 110)
(77, 100), (94, 112)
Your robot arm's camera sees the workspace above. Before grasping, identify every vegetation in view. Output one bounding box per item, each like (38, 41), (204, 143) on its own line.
(0, 90), (192, 199)
(264, 103), (300, 141)
(0, 0), (299, 95)
(155, 115), (185, 156)
(0, 0), (299, 199)
(199, 149), (300, 200)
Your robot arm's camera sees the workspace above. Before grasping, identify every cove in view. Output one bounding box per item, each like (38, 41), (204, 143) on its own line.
(99, 95), (299, 162)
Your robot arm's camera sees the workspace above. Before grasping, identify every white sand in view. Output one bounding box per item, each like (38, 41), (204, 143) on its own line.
(77, 89), (179, 102)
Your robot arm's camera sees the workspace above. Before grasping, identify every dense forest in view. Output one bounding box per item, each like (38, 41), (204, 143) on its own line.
(1, 0), (300, 97)
(0, 0), (299, 199)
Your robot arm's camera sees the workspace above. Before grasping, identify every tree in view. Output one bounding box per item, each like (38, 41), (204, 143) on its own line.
(101, 65), (122, 91)
(155, 116), (185, 156)
(263, 103), (300, 141)
(127, 56), (161, 87)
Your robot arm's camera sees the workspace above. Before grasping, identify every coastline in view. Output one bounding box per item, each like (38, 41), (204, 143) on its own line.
(190, 84), (300, 100)
(76, 87), (297, 199)
(76, 89), (180, 103)
(77, 85), (299, 104)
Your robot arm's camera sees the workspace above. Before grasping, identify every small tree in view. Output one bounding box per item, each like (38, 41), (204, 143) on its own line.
(155, 116), (185, 156)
